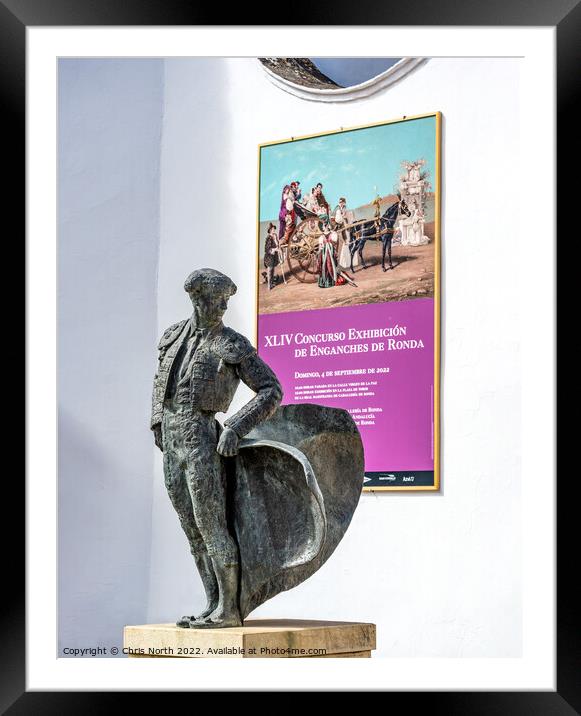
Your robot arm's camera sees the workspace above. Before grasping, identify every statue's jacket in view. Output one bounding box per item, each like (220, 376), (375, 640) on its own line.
(151, 318), (364, 620)
(151, 318), (283, 438)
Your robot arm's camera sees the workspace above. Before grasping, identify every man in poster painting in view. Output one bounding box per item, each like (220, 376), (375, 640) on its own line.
(263, 222), (281, 290)
(315, 183), (330, 220)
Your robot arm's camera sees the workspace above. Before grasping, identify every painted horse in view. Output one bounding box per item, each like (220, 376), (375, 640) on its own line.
(349, 197), (411, 273)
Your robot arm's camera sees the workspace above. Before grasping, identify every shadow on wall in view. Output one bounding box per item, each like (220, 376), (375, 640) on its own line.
(58, 58), (163, 656)
(157, 58), (239, 328)
(58, 409), (152, 657)
(148, 57), (241, 625)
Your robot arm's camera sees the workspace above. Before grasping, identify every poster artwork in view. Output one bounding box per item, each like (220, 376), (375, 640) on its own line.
(256, 113), (441, 490)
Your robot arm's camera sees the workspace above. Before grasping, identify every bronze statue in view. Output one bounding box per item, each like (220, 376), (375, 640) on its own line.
(152, 268), (364, 628)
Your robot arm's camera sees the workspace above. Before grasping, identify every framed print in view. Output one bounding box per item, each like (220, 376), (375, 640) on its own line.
(16, 11), (570, 711)
(256, 113), (441, 491)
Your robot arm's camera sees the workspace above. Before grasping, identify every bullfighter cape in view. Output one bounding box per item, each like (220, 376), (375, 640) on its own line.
(227, 403), (364, 619)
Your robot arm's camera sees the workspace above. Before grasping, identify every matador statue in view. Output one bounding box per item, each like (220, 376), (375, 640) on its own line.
(151, 268), (363, 628)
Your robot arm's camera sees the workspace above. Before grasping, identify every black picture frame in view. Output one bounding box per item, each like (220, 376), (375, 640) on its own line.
(10, 0), (575, 708)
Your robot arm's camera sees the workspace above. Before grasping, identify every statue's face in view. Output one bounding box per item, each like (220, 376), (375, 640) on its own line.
(191, 290), (229, 327)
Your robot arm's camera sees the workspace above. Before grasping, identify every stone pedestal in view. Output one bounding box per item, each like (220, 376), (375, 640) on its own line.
(123, 619), (376, 658)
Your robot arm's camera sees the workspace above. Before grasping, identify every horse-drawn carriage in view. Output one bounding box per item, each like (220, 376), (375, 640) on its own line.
(282, 214), (325, 284)
(279, 198), (410, 283)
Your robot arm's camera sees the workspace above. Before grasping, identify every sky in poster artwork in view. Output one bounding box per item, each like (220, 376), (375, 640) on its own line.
(259, 115), (436, 222)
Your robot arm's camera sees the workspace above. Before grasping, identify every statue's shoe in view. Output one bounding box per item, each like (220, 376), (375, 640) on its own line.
(176, 615), (196, 628)
(189, 613), (243, 629)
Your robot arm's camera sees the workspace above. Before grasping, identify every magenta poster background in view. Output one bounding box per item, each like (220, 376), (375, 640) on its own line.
(258, 298), (435, 478)
(256, 114), (440, 488)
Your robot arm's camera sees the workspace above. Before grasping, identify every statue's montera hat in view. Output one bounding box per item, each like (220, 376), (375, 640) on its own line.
(184, 268), (237, 298)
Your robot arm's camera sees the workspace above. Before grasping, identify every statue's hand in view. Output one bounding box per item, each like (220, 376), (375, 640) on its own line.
(217, 427), (239, 457)
(152, 423), (163, 452)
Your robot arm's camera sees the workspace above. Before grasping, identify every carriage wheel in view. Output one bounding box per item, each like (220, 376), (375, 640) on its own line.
(286, 230), (319, 283)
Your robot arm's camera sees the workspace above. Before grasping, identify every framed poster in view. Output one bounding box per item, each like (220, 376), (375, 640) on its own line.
(256, 113), (441, 491)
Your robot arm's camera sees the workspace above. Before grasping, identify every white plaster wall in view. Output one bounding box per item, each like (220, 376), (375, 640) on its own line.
(58, 59), (163, 655)
(148, 57), (522, 657)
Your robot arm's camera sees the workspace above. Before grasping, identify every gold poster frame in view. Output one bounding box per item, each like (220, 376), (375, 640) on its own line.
(255, 112), (441, 492)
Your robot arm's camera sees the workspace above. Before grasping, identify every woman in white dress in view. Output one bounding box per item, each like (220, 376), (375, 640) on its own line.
(334, 197), (359, 269)
(409, 207), (428, 246)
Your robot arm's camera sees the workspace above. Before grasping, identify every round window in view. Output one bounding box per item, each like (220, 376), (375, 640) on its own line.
(259, 57), (426, 102)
